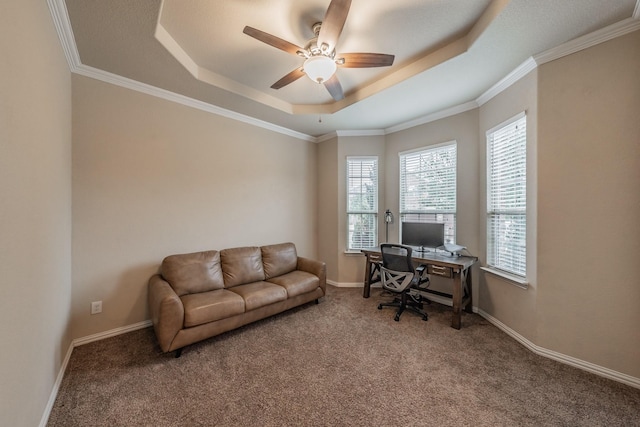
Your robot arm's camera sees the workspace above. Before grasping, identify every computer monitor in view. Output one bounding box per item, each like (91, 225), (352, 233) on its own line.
(401, 222), (445, 252)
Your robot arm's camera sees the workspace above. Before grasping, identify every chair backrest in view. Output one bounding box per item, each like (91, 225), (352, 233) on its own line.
(380, 244), (414, 273)
(379, 244), (417, 294)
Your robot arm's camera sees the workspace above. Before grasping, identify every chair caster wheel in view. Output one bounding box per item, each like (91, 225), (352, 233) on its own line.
(422, 316), (428, 321)
(394, 314), (400, 321)
(377, 304), (383, 310)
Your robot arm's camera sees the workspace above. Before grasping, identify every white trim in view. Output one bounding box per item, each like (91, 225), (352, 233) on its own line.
(481, 266), (529, 289)
(534, 17), (640, 65)
(337, 129), (386, 137)
(49, 0), (640, 142)
(393, 14), (640, 132)
(39, 320), (153, 426)
(386, 101), (478, 134)
(73, 320), (153, 347)
(485, 110), (527, 137)
(327, 280), (369, 288)
(476, 58), (537, 106)
(477, 309), (640, 390)
(38, 342), (74, 427)
(46, 0), (81, 71)
(46, 0), (315, 143)
(398, 139), (457, 158)
(74, 64), (316, 142)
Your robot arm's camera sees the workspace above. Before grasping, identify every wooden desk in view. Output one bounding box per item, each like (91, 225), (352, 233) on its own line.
(361, 247), (477, 329)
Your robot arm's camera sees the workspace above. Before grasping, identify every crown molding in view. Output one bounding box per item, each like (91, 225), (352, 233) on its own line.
(48, 0), (640, 143)
(534, 17), (640, 65)
(397, 10), (640, 128)
(475, 57), (537, 107)
(47, 0), (315, 142)
(385, 101), (479, 134)
(75, 65), (316, 142)
(47, 0), (81, 71)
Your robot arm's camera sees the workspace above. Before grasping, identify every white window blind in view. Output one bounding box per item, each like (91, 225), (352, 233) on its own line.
(487, 114), (527, 277)
(399, 142), (457, 243)
(347, 157), (378, 250)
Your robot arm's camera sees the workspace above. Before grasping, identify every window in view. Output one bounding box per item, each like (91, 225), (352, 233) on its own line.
(346, 157), (378, 250)
(399, 142), (457, 243)
(487, 113), (527, 277)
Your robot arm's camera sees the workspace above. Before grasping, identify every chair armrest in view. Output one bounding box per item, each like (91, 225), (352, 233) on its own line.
(297, 256), (326, 293)
(148, 274), (184, 352)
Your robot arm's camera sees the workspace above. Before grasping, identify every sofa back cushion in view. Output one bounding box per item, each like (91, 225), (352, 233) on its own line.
(220, 246), (265, 288)
(261, 242), (298, 279)
(160, 250), (224, 296)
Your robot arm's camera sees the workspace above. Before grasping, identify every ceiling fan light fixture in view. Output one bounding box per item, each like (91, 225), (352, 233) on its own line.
(304, 55), (336, 84)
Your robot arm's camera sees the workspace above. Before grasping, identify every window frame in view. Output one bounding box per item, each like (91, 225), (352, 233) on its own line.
(485, 112), (527, 280)
(346, 156), (379, 251)
(398, 141), (457, 245)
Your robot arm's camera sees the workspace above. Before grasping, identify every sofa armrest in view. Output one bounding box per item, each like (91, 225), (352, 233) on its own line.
(297, 257), (326, 294)
(148, 274), (184, 352)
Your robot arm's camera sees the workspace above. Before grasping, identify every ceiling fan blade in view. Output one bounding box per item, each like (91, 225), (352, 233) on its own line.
(243, 26), (303, 56)
(317, 0), (351, 53)
(323, 74), (344, 101)
(337, 53), (395, 68)
(271, 68), (305, 89)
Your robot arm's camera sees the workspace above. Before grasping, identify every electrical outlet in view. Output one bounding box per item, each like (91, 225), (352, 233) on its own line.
(91, 301), (102, 315)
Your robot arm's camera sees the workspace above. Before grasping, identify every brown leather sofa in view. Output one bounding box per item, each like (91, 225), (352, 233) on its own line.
(148, 242), (326, 356)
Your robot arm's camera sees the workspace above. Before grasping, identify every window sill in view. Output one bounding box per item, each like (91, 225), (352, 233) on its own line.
(344, 250), (365, 256)
(481, 267), (529, 289)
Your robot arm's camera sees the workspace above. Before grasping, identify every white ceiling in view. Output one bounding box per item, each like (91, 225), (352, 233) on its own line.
(57, 0), (639, 138)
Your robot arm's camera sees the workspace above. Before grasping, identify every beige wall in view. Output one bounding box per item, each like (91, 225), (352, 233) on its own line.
(536, 30), (640, 378)
(336, 135), (387, 284)
(478, 70), (539, 340)
(71, 75), (318, 339)
(385, 110), (481, 297)
(317, 137), (339, 282)
(0, 1), (72, 425)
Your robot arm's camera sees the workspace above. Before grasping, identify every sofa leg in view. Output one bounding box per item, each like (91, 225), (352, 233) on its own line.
(174, 348), (183, 358)
(315, 299), (319, 304)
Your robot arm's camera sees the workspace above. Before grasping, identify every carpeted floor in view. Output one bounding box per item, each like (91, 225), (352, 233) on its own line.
(48, 286), (640, 426)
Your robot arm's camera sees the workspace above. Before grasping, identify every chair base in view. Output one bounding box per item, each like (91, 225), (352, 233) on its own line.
(378, 293), (428, 322)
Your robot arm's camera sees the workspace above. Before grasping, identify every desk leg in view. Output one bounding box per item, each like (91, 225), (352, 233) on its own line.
(464, 268), (473, 314)
(363, 256), (372, 298)
(451, 270), (462, 329)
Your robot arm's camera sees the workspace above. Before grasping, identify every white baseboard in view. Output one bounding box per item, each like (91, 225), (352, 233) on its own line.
(73, 320), (153, 347)
(477, 308), (640, 389)
(39, 320), (153, 426)
(327, 280), (372, 288)
(41, 303), (639, 426)
(38, 341), (75, 427)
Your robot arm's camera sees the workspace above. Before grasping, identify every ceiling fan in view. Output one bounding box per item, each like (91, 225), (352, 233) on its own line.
(243, 0), (394, 101)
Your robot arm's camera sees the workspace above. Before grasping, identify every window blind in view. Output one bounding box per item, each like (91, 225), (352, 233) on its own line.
(347, 157), (378, 250)
(399, 143), (457, 243)
(487, 114), (527, 277)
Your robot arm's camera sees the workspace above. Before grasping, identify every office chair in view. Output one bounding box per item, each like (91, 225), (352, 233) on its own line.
(377, 244), (429, 321)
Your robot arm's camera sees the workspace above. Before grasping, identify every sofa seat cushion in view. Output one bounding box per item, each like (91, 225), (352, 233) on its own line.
(229, 281), (287, 311)
(181, 289), (245, 327)
(267, 271), (320, 298)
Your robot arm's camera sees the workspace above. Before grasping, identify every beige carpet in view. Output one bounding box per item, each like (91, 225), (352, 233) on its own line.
(48, 286), (640, 426)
